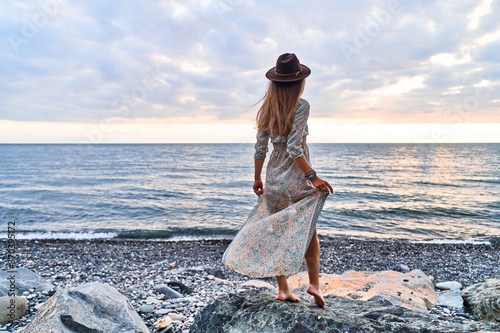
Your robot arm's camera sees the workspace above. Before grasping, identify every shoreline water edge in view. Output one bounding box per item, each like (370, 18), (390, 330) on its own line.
(1, 237), (499, 332)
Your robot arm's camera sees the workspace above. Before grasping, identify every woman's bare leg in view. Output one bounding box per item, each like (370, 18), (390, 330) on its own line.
(304, 229), (325, 308)
(275, 275), (299, 302)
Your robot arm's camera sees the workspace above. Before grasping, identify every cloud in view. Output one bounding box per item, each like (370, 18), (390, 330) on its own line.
(0, 0), (498, 141)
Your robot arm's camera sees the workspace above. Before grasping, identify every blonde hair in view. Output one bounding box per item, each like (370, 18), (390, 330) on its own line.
(256, 79), (305, 137)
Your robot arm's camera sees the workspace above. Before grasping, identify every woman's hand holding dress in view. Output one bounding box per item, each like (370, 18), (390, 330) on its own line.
(310, 174), (333, 194)
(253, 179), (264, 196)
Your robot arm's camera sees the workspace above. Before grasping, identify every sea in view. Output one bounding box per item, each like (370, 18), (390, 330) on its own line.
(1, 143), (499, 243)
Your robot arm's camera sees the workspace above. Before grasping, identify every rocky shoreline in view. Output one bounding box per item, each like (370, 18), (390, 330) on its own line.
(1, 238), (499, 332)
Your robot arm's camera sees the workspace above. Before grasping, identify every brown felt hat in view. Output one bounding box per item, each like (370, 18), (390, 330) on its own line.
(265, 53), (311, 82)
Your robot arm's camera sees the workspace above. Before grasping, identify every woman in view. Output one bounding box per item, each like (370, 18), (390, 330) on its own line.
(222, 53), (332, 308)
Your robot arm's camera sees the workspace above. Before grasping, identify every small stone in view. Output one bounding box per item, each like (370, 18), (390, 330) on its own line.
(169, 262), (176, 269)
(0, 296), (27, 325)
(399, 264), (410, 273)
(178, 296), (199, 303)
(153, 315), (173, 329)
(137, 304), (154, 313)
(155, 284), (183, 299)
(157, 309), (174, 315)
(35, 283), (55, 293)
(126, 285), (143, 293)
(145, 296), (161, 304)
(165, 281), (193, 294)
(169, 313), (186, 321)
(435, 281), (462, 290)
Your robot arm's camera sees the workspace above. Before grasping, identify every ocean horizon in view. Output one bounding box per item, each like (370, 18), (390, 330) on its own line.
(1, 143), (499, 243)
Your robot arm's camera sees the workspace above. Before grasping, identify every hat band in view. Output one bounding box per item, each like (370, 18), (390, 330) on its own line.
(274, 68), (303, 77)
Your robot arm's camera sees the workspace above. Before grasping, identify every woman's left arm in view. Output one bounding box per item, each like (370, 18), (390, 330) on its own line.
(287, 100), (332, 193)
(293, 156), (333, 193)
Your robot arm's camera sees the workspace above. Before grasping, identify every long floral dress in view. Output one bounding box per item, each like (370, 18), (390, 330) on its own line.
(222, 98), (328, 278)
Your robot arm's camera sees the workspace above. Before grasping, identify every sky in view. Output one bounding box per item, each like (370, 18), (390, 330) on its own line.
(0, 0), (499, 143)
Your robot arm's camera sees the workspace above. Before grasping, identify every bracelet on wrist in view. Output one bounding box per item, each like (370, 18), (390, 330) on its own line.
(305, 169), (316, 179)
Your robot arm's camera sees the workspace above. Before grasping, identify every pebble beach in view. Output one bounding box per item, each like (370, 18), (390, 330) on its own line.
(2, 238), (499, 332)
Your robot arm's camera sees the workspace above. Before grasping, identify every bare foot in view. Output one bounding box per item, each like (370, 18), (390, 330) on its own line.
(276, 290), (299, 302)
(307, 285), (325, 308)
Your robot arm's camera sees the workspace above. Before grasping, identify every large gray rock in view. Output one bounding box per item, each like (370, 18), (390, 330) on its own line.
(0, 268), (47, 297)
(190, 289), (500, 333)
(18, 282), (149, 333)
(463, 277), (500, 321)
(0, 296), (27, 325)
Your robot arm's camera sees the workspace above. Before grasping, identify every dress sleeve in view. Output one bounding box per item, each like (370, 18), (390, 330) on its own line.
(286, 100), (310, 160)
(254, 130), (270, 160)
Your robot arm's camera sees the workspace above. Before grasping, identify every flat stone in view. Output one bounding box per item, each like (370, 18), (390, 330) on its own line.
(145, 296), (161, 304)
(435, 281), (462, 290)
(212, 277), (232, 285)
(288, 269), (436, 312)
(153, 315), (173, 329)
(156, 308), (174, 315)
(169, 313), (186, 321)
(126, 285), (144, 293)
(177, 296), (199, 303)
(137, 304), (154, 313)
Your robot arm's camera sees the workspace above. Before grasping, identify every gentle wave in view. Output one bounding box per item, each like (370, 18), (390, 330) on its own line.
(410, 239), (492, 245)
(1, 230), (497, 245)
(0, 231), (118, 240)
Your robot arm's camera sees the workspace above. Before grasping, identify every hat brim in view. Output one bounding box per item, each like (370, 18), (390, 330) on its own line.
(265, 64), (311, 82)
